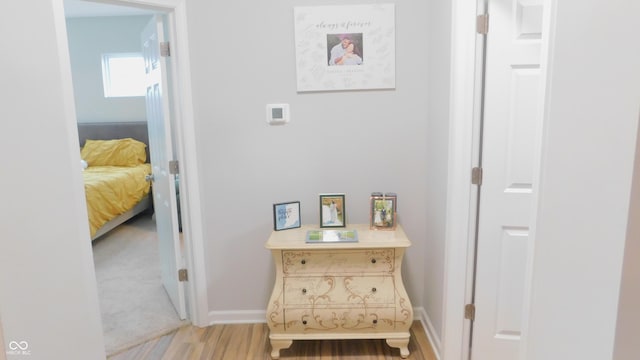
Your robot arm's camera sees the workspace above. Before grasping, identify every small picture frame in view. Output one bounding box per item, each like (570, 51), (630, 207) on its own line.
(370, 192), (397, 230)
(319, 193), (346, 228)
(273, 201), (301, 231)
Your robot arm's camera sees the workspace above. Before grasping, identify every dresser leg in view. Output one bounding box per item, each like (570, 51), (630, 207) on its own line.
(386, 337), (410, 358)
(270, 339), (293, 359)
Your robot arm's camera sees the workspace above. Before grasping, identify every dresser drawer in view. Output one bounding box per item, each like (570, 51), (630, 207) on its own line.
(282, 249), (394, 275)
(283, 276), (396, 306)
(283, 307), (397, 333)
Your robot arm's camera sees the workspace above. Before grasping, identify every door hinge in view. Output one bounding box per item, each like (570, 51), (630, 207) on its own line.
(472, 167), (483, 185)
(178, 268), (188, 282)
(169, 160), (179, 175)
(477, 14), (489, 35)
(465, 303), (476, 320)
(160, 41), (171, 57)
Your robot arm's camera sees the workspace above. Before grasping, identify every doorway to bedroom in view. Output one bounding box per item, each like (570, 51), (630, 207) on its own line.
(64, 1), (187, 355)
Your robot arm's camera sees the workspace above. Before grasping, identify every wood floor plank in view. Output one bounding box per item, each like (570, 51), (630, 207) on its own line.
(108, 320), (436, 360)
(108, 331), (175, 360)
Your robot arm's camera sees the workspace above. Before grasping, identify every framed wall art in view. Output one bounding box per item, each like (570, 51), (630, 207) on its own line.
(319, 193), (346, 228)
(273, 201), (301, 231)
(370, 192), (396, 230)
(293, 4), (395, 92)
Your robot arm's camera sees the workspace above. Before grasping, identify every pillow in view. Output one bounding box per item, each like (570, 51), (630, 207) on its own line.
(81, 138), (147, 167)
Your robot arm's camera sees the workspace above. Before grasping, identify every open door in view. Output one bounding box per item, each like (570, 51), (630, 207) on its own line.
(141, 15), (186, 319)
(470, 0), (543, 358)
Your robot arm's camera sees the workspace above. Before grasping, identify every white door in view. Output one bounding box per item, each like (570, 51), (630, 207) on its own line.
(142, 15), (186, 319)
(471, 0), (543, 358)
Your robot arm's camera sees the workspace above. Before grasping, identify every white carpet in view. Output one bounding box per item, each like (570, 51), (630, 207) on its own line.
(91, 214), (188, 356)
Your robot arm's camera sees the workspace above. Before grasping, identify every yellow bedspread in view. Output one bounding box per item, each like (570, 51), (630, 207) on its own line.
(83, 164), (152, 238)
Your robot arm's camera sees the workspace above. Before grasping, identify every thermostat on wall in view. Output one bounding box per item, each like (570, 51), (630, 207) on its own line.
(266, 104), (290, 125)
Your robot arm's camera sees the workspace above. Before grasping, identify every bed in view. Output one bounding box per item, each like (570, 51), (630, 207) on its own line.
(78, 122), (153, 240)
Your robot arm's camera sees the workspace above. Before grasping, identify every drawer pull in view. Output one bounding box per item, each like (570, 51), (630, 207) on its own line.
(371, 258), (377, 264)
(302, 320), (307, 325)
(301, 259), (306, 265)
(302, 288), (307, 294)
(373, 319), (378, 324)
(372, 287), (377, 293)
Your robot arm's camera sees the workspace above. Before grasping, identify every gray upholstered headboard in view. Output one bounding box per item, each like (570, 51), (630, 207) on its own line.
(77, 121), (150, 162)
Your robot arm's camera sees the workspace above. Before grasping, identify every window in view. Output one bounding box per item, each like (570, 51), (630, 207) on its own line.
(101, 53), (146, 97)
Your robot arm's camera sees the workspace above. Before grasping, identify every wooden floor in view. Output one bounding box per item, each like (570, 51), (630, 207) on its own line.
(108, 321), (437, 360)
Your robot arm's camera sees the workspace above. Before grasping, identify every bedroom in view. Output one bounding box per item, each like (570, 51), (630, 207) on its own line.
(64, 7), (185, 355)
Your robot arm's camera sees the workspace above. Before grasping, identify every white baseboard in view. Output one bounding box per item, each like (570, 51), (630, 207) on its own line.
(415, 307), (442, 360)
(208, 310), (266, 325)
(208, 307), (441, 359)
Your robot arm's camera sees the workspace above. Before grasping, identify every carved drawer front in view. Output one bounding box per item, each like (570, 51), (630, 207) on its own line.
(282, 249), (395, 275)
(283, 307), (397, 333)
(283, 276), (396, 306)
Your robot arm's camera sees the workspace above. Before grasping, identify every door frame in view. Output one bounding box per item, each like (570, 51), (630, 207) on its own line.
(442, 0), (554, 359)
(441, 1), (482, 358)
(54, 0), (209, 327)
(0, 315), (5, 360)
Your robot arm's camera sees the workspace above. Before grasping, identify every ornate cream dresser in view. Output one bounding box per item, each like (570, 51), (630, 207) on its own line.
(265, 224), (413, 358)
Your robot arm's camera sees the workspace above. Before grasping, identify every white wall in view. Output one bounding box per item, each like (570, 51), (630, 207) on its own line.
(66, 16), (149, 123)
(0, 1), (105, 359)
(526, 0), (640, 359)
(185, 0), (432, 321)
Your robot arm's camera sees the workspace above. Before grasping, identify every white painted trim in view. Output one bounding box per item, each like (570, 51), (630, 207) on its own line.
(53, 0), (109, 355)
(0, 315), (5, 360)
(97, 0), (180, 9)
(55, 0), (209, 328)
(415, 307), (442, 360)
(209, 310), (267, 325)
(441, 0), (480, 359)
(162, 0), (210, 329)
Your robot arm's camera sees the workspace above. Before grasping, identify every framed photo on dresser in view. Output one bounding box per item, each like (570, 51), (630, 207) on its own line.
(273, 201), (301, 231)
(319, 193), (345, 228)
(370, 192), (396, 230)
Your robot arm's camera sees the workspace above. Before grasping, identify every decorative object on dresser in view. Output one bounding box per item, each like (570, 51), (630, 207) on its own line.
(319, 193), (346, 228)
(370, 192), (397, 230)
(265, 224), (413, 359)
(305, 229), (358, 243)
(273, 201), (301, 231)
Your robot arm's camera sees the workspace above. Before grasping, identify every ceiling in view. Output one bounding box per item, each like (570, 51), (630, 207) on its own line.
(64, 0), (155, 18)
